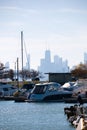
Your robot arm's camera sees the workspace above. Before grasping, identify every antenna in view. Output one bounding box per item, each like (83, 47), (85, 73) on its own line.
(45, 40), (50, 51)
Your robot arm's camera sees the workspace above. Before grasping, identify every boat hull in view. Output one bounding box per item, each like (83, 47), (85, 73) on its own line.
(29, 93), (72, 102)
(64, 97), (87, 103)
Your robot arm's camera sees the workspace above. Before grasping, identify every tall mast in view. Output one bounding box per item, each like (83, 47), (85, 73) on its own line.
(21, 31), (24, 80)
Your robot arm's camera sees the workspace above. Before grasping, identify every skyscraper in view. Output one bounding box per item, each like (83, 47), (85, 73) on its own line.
(38, 49), (69, 73)
(84, 52), (87, 64)
(45, 50), (51, 63)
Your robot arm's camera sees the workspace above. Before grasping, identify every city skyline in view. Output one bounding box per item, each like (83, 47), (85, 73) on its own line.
(0, 0), (87, 69)
(38, 50), (69, 74)
(4, 49), (86, 71)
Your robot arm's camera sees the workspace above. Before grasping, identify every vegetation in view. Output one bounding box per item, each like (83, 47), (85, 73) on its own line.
(0, 61), (42, 81)
(71, 63), (87, 79)
(19, 69), (42, 81)
(0, 62), (14, 81)
(1, 61), (87, 82)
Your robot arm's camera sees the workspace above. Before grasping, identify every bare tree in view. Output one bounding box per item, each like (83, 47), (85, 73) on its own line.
(71, 63), (87, 79)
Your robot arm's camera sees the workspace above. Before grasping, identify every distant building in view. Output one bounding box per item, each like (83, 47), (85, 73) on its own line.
(26, 54), (30, 70)
(84, 52), (87, 64)
(24, 54), (30, 70)
(47, 73), (72, 85)
(5, 62), (10, 70)
(38, 50), (69, 81)
(38, 49), (69, 73)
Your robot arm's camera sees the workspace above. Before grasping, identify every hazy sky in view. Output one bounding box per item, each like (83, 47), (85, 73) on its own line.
(0, 0), (87, 70)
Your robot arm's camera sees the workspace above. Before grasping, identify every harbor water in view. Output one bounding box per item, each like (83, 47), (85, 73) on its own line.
(0, 101), (75, 130)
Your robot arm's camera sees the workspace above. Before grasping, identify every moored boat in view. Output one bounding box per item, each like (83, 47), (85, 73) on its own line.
(0, 82), (18, 97)
(64, 97), (87, 103)
(28, 82), (73, 102)
(14, 83), (35, 102)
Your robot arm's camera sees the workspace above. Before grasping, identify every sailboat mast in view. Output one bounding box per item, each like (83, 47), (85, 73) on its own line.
(21, 31), (24, 80)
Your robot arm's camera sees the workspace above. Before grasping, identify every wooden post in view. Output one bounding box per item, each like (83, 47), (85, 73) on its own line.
(17, 57), (19, 88)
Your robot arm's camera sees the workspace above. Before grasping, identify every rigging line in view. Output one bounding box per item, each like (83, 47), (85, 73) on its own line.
(24, 41), (30, 70)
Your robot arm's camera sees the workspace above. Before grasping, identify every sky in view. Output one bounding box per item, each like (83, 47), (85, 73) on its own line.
(0, 0), (87, 70)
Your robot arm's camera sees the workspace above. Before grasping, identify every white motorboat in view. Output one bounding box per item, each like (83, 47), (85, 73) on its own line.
(61, 81), (78, 91)
(0, 82), (18, 97)
(28, 82), (73, 102)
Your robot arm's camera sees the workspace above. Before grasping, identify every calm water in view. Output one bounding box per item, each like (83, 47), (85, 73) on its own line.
(0, 101), (75, 130)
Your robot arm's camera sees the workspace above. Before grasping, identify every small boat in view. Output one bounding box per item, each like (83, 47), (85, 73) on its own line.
(14, 83), (34, 102)
(28, 82), (73, 102)
(0, 82), (18, 97)
(61, 81), (78, 91)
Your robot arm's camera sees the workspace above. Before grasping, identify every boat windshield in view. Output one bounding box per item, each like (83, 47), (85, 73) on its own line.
(33, 85), (47, 94)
